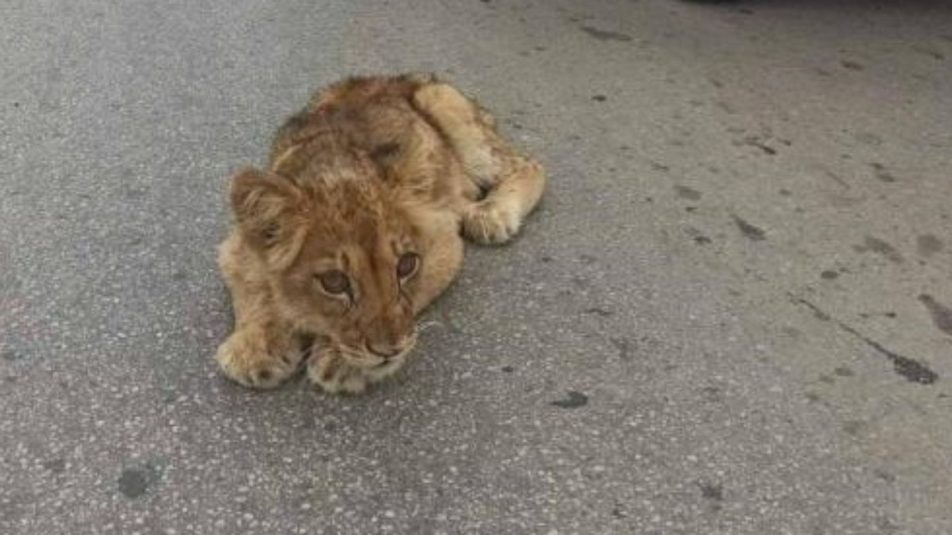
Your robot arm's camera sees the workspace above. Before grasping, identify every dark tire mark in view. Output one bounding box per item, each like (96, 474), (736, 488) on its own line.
(834, 366), (854, 377)
(674, 185), (702, 201)
(918, 294), (952, 336)
(842, 420), (866, 436)
(551, 391), (589, 408)
(610, 337), (632, 360)
(580, 26), (633, 42)
(870, 163), (896, 183)
(824, 170), (850, 189)
(697, 481), (724, 507)
(854, 236), (903, 263)
(42, 458), (66, 474)
(583, 307), (614, 317)
(790, 295), (937, 384)
(841, 59), (865, 71)
(916, 234), (943, 257)
(912, 45), (945, 61)
(744, 136), (776, 155)
(731, 215), (766, 241)
(117, 463), (162, 499)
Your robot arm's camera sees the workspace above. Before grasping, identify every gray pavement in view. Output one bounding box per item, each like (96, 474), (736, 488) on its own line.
(2, 0), (952, 533)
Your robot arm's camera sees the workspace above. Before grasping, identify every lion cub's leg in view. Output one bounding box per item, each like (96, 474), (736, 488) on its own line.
(460, 156), (545, 244)
(215, 234), (306, 388)
(216, 324), (304, 389)
(413, 83), (546, 245)
(413, 213), (465, 314)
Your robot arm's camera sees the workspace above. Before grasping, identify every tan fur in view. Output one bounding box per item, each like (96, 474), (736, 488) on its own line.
(215, 74), (545, 393)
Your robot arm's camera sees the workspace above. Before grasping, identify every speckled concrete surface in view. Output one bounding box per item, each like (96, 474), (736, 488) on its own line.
(2, 0), (951, 533)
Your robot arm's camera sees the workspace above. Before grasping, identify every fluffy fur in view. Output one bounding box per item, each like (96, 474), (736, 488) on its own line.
(215, 74), (545, 393)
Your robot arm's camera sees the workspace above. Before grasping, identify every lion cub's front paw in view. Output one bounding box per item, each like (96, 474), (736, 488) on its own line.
(463, 202), (522, 244)
(306, 346), (369, 395)
(216, 330), (302, 389)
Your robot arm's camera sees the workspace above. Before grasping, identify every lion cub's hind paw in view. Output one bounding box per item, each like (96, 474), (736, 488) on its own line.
(462, 202), (522, 244)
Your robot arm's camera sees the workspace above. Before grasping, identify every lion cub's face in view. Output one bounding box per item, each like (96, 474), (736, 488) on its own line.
(230, 167), (423, 369)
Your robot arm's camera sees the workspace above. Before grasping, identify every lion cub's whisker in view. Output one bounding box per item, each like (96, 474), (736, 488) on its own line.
(417, 321), (441, 333)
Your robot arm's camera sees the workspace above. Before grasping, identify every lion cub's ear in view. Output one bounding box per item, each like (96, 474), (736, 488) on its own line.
(229, 167), (307, 266)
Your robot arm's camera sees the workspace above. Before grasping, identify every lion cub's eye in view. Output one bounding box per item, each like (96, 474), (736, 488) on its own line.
(317, 270), (351, 296)
(396, 253), (419, 279)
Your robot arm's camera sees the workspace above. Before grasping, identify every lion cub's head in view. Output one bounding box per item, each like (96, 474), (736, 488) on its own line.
(229, 166), (424, 369)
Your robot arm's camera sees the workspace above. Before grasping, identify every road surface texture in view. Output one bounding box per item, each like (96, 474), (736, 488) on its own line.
(2, 0), (951, 533)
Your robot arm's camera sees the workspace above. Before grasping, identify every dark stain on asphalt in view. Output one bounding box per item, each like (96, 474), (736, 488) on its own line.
(610, 337), (632, 360)
(912, 45), (945, 61)
(855, 329), (934, 383)
(551, 391), (589, 408)
(583, 307), (614, 317)
(744, 136), (777, 155)
(791, 295), (937, 384)
(855, 132), (882, 146)
(842, 420), (866, 436)
(701, 386), (722, 402)
(916, 234), (943, 257)
(824, 170), (850, 189)
(698, 481), (724, 501)
(841, 59), (865, 71)
(918, 294), (952, 336)
(731, 215), (766, 241)
(674, 185), (702, 201)
(580, 26), (633, 42)
(43, 458), (67, 474)
(854, 236), (903, 263)
(834, 366), (855, 377)
(874, 469), (896, 483)
(118, 465), (157, 499)
(870, 162), (896, 182)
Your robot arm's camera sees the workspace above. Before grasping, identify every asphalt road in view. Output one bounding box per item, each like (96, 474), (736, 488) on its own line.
(2, 0), (952, 533)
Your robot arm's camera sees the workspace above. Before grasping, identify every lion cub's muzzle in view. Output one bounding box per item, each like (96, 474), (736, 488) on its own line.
(340, 329), (418, 369)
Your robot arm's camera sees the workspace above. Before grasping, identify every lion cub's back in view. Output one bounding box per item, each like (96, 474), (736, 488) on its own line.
(267, 75), (469, 207)
(269, 75), (435, 163)
(308, 74), (430, 112)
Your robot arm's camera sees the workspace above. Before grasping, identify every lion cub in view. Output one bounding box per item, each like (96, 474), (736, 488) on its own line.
(215, 74), (545, 394)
